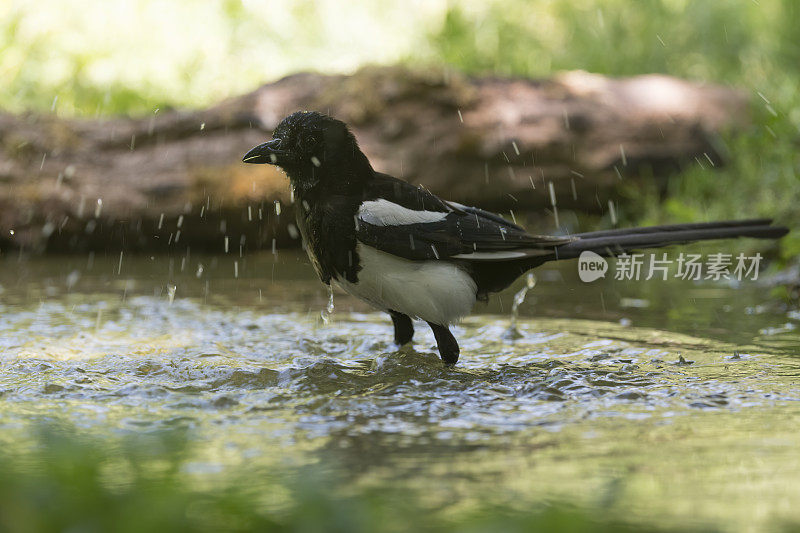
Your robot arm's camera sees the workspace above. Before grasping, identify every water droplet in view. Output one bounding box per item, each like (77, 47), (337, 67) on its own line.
(505, 273), (537, 339)
(321, 287), (335, 324)
(608, 200), (617, 226)
(167, 284), (177, 304)
(66, 270), (80, 289)
(95, 305), (104, 330)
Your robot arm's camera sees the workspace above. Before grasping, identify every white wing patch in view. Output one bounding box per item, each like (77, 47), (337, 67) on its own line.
(358, 199), (448, 226)
(451, 251), (527, 260)
(451, 249), (550, 260)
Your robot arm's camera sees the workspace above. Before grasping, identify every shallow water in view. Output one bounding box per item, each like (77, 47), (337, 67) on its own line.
(2, 251), (800, 531)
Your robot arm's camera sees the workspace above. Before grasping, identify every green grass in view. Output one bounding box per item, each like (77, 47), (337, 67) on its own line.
(0, 425), (685, 533)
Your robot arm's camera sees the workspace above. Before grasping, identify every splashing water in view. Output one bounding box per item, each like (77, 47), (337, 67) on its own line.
(167, 284), (177, 304)
(504, 273), (537, 339)
(320, 286), (335, 324)
(2, 252), (800, 532)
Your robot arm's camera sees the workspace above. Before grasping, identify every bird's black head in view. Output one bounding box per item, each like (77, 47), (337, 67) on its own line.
(242, 111), (371, 194)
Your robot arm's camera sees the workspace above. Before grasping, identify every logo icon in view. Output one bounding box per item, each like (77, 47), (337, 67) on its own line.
(578, 251), (608, 282)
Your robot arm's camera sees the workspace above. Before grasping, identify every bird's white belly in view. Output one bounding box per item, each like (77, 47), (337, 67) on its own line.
(335, 243), (477, 325)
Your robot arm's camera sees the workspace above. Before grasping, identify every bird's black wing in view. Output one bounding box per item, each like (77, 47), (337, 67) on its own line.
(356, 173), (572, 261)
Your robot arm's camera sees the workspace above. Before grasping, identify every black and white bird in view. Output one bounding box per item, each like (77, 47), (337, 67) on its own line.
(243, 111), (788, 365)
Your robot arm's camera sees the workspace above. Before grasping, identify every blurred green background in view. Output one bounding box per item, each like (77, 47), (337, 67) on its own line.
(4, 0), (798, 117)
(0, 425), (679, 533)
(2, 0), (797, 259)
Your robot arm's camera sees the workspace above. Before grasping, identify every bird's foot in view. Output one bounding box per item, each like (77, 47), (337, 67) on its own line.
(427, 322), (459, 366)
(389, 310), (414, 346)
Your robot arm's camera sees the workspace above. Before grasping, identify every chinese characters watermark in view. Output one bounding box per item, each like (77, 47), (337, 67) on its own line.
(578, 251), (762, 282)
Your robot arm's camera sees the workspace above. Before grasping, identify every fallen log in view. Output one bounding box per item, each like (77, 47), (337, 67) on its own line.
(0, 66), (748, 253)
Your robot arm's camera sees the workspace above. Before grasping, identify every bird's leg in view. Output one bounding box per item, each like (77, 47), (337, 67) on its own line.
(427, 322), (459, 366)
(389, 310), (414, 346)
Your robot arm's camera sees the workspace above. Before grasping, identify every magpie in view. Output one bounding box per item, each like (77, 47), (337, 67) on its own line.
(243, 111), (788, 365)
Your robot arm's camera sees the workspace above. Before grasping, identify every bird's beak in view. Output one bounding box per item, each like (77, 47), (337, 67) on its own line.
(242, 139), (294, 165)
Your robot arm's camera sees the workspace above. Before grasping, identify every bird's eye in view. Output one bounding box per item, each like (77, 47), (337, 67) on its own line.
(304, 133), (322, 149)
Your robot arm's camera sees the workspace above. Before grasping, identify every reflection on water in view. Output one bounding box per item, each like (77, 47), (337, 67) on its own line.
(1, 252), (799, 531)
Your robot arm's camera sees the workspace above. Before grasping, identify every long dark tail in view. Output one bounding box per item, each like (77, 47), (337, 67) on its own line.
(546, 219), (788, 261)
